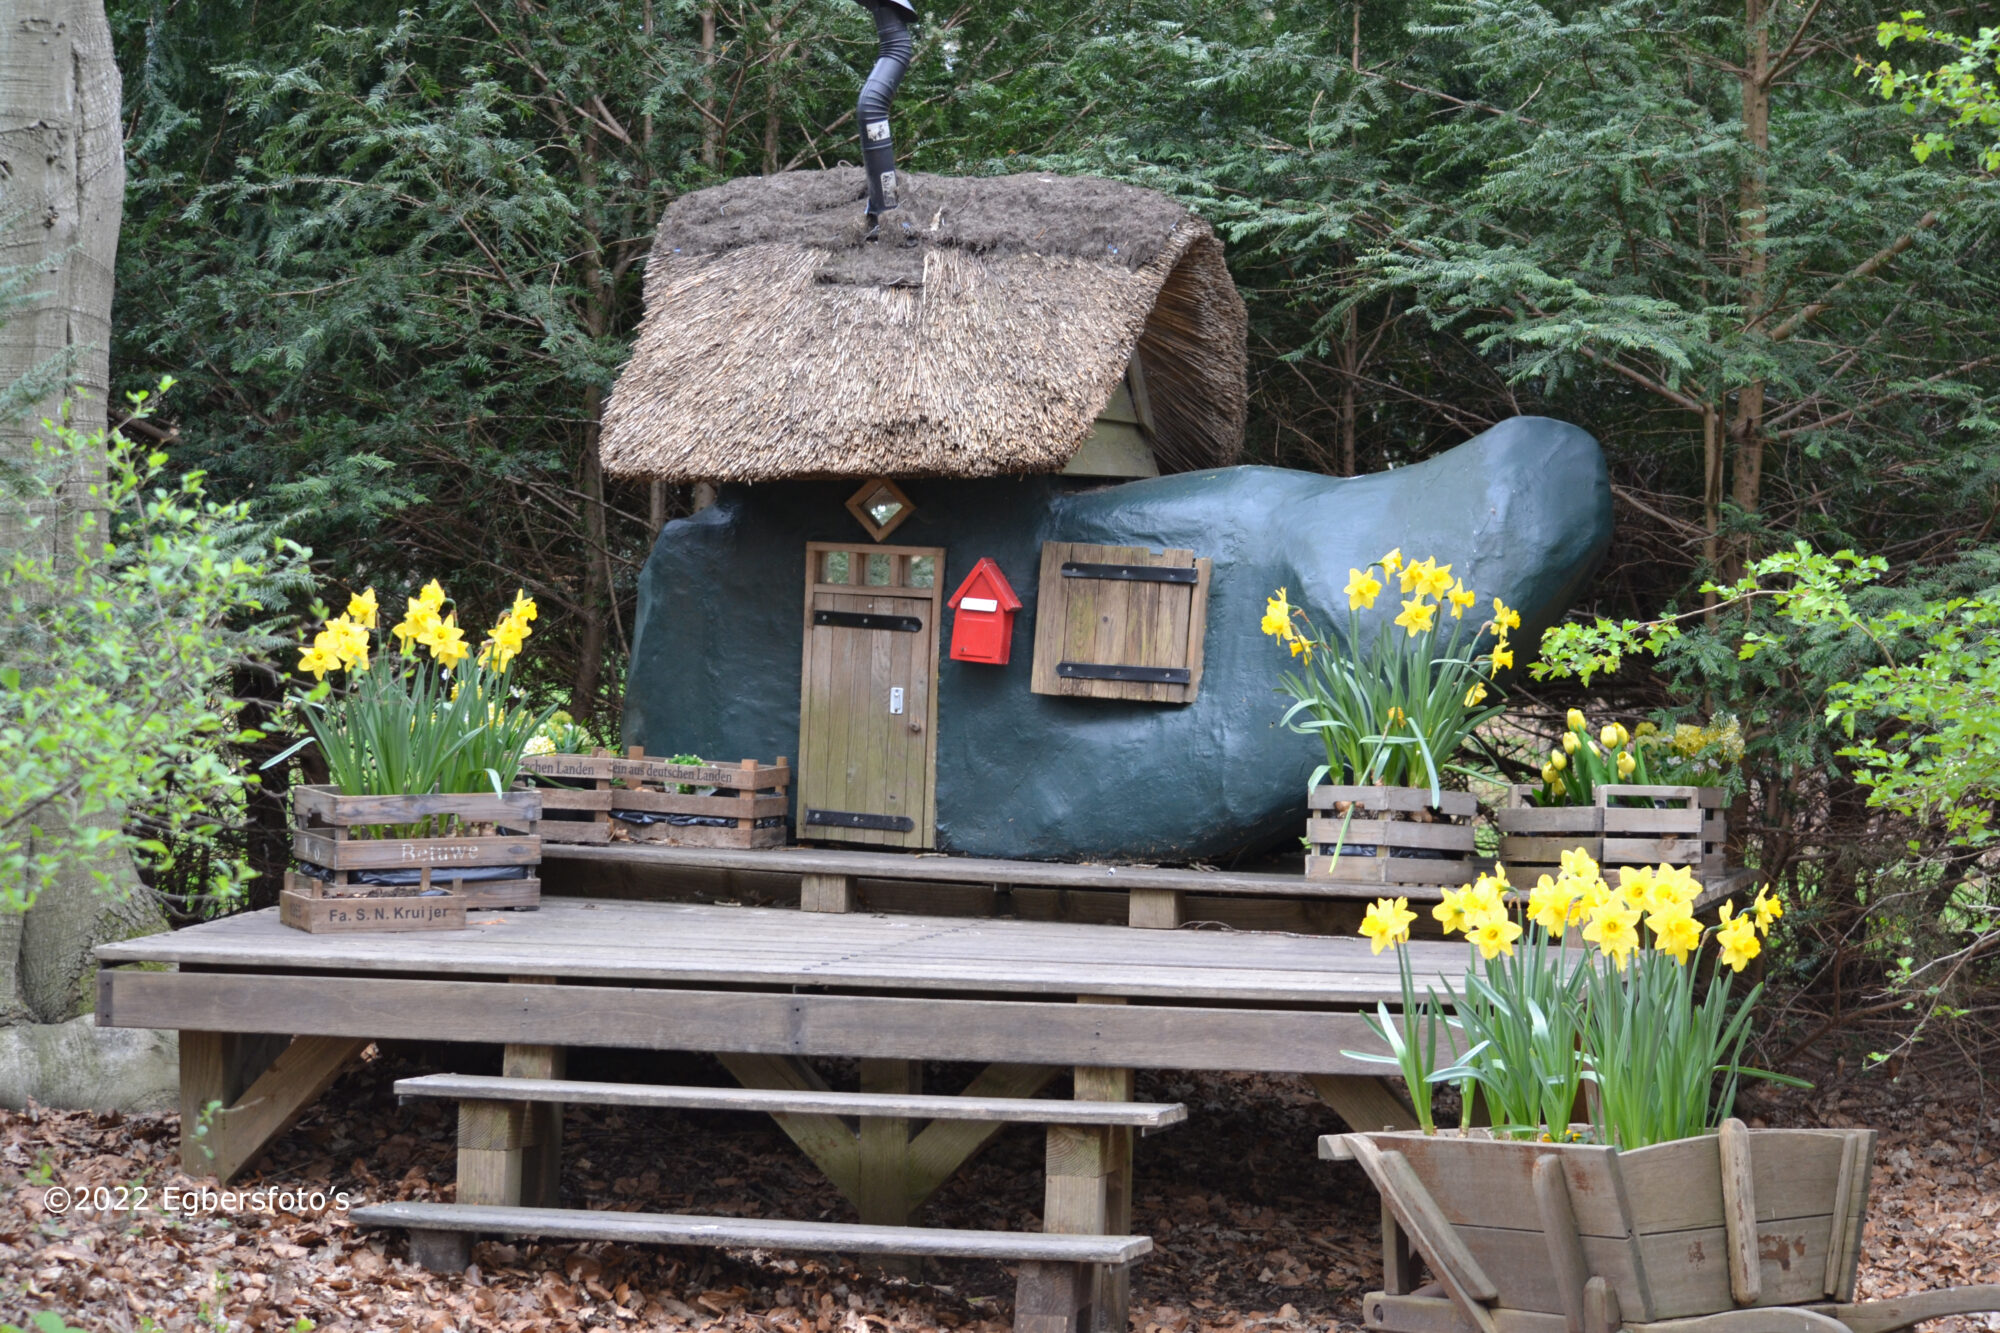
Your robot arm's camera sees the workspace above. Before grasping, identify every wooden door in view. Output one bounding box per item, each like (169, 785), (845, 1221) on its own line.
(798, 543), (944, 848)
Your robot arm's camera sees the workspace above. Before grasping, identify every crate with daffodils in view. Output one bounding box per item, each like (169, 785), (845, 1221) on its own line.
(1315, 866), (1927, 1333)
(1262, 550), (1515, 890)
(1497, 709), (1738, 883)
(278, 582), (556, 932)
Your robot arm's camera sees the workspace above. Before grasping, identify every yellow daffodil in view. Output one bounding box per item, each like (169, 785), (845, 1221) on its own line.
(1360, 896), (1418, 954)
(510, 589), (538, 623)
(1399, 557), (1428, 594)
(347, 587), (379, 629)
(1465, 682), (1488, 707)
(1395, 596), (1437, 636)
(427, 617), (470, 670)
(297, 642), (338, 680)
(1648, 906), (1703, 964)
(1716, 910), (1761, 971)
(393, 601), (442, 653)
(1421, 562), (1456, 599)
(1386, 706), (1407, 727)
(1492, 598), (1522, 632)
(1583, 897), (1643, 968)
(1752, 888), (1784, 935)
(1290, 636), (1311, 662)
(1344, 568), (1383, 610)
(1469, 914), (1524, 961)
(1650, 864), (1701, 911)
(1616, 750), (1637, 778)
(1462, 873), (1510, 928)
(1447, 580), (1477, 618)
(1432, 887), (1474, 936)
(1261, 589), (1294, 639)
(1559, 847), (1600, 881)
(1380, 549), (1403, 575)
(418, 579), (447, 612)
(1527, 874), (1582, 934)
(1490, 643), (1515, 671)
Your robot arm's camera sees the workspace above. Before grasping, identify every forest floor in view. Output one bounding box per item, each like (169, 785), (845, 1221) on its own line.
(1, 1041), (1996, 1333)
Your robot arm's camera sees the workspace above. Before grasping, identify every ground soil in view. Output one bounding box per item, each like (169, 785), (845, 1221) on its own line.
(2, 1043), (1996, 1333)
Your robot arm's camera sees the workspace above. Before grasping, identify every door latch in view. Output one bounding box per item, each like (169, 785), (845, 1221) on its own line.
(889, 686), (905, 715)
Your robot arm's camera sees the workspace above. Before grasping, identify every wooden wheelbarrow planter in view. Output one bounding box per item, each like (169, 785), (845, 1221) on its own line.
(1321, 1123), (2000, 1333)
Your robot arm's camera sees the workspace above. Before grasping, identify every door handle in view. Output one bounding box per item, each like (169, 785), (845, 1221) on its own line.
(907, 719), (923, 734)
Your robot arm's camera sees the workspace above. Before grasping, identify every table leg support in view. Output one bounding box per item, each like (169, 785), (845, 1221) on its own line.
(859, 1058), (922, 1278)
(1015, 1260), (1093, 1333)
(1050, 1056), (1134, 1333)
(802, 873), (856, 913)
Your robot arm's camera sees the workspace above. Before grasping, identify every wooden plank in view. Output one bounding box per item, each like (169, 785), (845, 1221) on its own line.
(801, 873), (856, 913)
(100, 971), (1402, 1075)
(201, 1035), (368, 1182)
(905, 1063), (1065, 1209)
(1305, 855), (1475, 887)
(178, 1032), (286, 1174)
(295, 786), (540, 826)
(1820, 1287), (2000, 1333)
(1533, 1155), (1590, 1333)
(1494, 805), (1606, 836)
(538, 841), (1512, 901)
(294, 830), (538, 871)
(625, 820), (784, 850)
(1346, 1138), (1500, 1333)
(530, 787), (616, 813)
(716, 1052), (860, 1201)
(1015, 1260), (1092, 1333)
(610, 790), (789, 819)
(1360, 1293), (1565, 1333)
(858, 1059), (918, 1243)
(1127, 888), (1183, 929)
(1306, 1074), (1419, 1132)
(1308, 818), (1479, 853)
(1829, 1130), (1875, 1302)
(1601, 807), (1705, 837)
(1717, 1118), (1761, 1305)
(1311, 787), (1480, 817)
(1180, 557), (1212, 703)
(396, 1072), (1177, 1126)
(279, 888), (468, 934)
(351, 1200), (1153, 1264)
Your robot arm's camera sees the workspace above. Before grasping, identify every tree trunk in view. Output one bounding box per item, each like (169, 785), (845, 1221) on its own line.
(0, 0), (141, 1030)
(1725, 0), (1771, 573)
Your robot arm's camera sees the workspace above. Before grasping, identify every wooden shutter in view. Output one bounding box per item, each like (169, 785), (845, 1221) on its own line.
(1029, 542), (1211, 704)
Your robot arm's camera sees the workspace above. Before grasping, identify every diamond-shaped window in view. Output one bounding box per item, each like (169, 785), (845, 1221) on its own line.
(845, 477), (916, 542)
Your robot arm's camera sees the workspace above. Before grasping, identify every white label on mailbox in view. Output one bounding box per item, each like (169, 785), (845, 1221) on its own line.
(890, 687), (905, 715)
(959, 597), (999, 612)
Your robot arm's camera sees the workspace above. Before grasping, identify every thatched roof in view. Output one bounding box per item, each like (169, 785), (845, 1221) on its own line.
(600, 168), (1248, 483)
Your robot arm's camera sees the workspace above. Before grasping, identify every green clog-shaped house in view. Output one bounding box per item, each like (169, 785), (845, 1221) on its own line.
(601, 168), (1611, 862)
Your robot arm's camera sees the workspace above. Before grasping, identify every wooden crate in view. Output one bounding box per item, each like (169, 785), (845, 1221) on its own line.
(618, 750), (790, 850)
(289, 785), (542, 919)
(1496, 783), (1725, 882)
(517, 749), (617, 844)
(1305, 786), (1477, 889)
(278, 870), (467, 933)
(1325, 1121), (1879, 1331)
(524, 749), (792, 850)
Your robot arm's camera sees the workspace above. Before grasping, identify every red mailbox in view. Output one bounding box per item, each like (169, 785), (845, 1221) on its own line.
(947, 558), (1022, 665)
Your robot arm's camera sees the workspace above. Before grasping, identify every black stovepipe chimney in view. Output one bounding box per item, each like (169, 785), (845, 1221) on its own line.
(855, 0), (915, 234)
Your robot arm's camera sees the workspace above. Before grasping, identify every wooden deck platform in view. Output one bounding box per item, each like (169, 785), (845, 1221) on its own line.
(96, 898), (1437, 1190)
